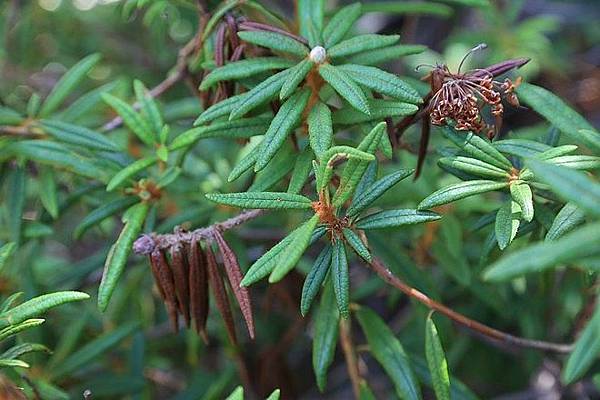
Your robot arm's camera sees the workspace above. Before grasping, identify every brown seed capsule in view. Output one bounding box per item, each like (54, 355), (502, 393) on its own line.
(206, 245), (238, 345)
(214, 231), (255, 339)
(169, 244), (191, 328)
(150, 248), (179, 332)
(188, 238), (209, 342)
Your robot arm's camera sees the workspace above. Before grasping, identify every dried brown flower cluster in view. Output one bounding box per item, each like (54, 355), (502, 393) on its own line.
(427, 66), (522, 138)
(142, 230), (254, 344)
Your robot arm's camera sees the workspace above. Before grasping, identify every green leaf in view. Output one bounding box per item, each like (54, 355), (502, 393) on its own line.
(39, 53), (101, 117)
(0, 319), (45, 342)
(265, 389), (281, 400)
(288, 147), (314, 194)
(359, 382), (377, 400)
(356, 307), (422, 400)
(74, 197), (138, 239)
(0, 359), (29, 369)
(546, 203), (585, 241)
(0, 293), (23, 314)
(308, 101), (333, 157)
(225, 386), (243, 400)
(578, 129), (600, 154)
(545, 155), (600, 170)
(98, 202), (149, 311)
(102, 93), (154, 146)
(6, 167), (25, 245)
(418, 180), (509, 210)
(331, 239), (349, 319)
(59, 80), (121, 122)
(0, 106), (24, 125)
(0, 243), (16, 272)
(200, 57), (294, 90)
(322, 3), (362, 47)
(510, 183), (534, 222)
(228, 146), (259, 182)
(333, 99), (417, 124)
(0, 292), (89, 329)
(194, 93), (246, 125)
(201, 0), (240, 41)
(516, 83), (598, 151)
(537, 145), (579, 160)
(237, 31), (308, 57)
(318, 63), (370, 115)
(563, 303), (600, 384)
(255, 89), (311, 171)
(495, 202), (520, 250)
(362, 2), (453, 17)
(297, 0), (325, 39)
(438, 156), (510, 179)
(327, 34), (400, 59)
(316, 145), (376, 191)
(342, 228), (371, 262)
(27, 93), (41, 117)
(106, 156), (158, 191)
(133, 80), (163, 137)
(483, 222), (600, 281)
(268, 215), (320, 282)
(41, 119), (120, 152)
(206, 191), (313, 210)
(347, 169), (413, 216)
(301, 245), (332, 316)
(333, 122), (387, 206)
(50, 321), (138, 379)
(250, 144), (296, 192)
(357, 209), (441, 229)
(171, 117), (270, 150)
(345, 44), (427, 66)
(280, 59), (314, 100)
(337, 64), (421, 104)
(0, 343), (49, 360)
(425, 315), (451, 400)
(442, 128), (512, 170)
(312, 283), (339, 391)
(493, 139), (551, 158)
(39, 167), (59, 219)
(527, 159), (600, 217)
(230, 69), (292, 120)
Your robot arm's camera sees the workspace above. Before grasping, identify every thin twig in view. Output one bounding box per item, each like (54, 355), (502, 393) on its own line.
(368, 257), (574, 353)
(339, 319), (362, 399)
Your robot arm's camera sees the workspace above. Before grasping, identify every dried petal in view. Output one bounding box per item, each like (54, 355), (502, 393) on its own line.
(170, 244), (191, 327)
(206, 245), (238, 345)
(214, 231), (255, 339)
(150, 249), (179, 332)
(188, 238), (209, 342)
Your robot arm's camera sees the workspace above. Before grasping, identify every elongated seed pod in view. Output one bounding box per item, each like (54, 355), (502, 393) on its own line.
(213, 231), (255, 339)
(206, 245), (237, 345)
(150, 249), (179, 332)
(188, 238), (209, 342)
(170, 244), (191, 327)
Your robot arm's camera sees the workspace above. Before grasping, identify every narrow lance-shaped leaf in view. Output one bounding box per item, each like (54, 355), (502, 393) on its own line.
(356, 307), (422, 400)
(312, 283), (340, 392)
(333, 99), (417, 124)
(102, 93), (154, 146)
(418, 180), (509, 210)
(362, 1), (453, 16)
(510, 183), (534, 222)
(288, 147), (314, 194)
(200, 57), (295, 90)
(527, 159), (600, 217)
(297, 0), (324, 38)
(40, 120), (120, 152)
(280, 59), (314, 100)
(106, 156), (158, 191)
(0, 319), (45, 342)
(331, 239), (349, 319)
(342, 228), (371, 262)
(194, 93), (246, 126)
(438, 156), (510, 180)
(0, 292), (89, 329)
(323, 3), (362, 47)
(337, 64), (422, 104)
(237, 31), (308, 57)
(442, 128), (512, 170)
(7, 167), (25, 245)
(0, 243), (16, 273)
(0, 343), (50, 360)
(316, 145), (376, 191)
(356, 209), (441, 230)
(319, 63), (371, 115)
(346, 44), (427, 66)
(39, 53), (101, 117)
(347, 169), (413, 217)
(308, 101), (333, 157)
(495, 202), (520, 250)
(74, 197), (138, 239)
(229, 69), (291, 120)
(327, 34), (400, 59)
(301, 245), (332, 316)
(546, 203), (585, 241)
(255, 89), (311, 171)
(206, 191), (313, 209)
(483, 221), (600, 281)
(425, 314), (451, 400)
(214, 231), (255, 339)
(268, 215), (320, 282)
(562, 302), (600, 384)
(39, 167), (59, 220)
(133, 80), (163, 138)
(206, 245), (237, 345)
(98, 202), (149, 311)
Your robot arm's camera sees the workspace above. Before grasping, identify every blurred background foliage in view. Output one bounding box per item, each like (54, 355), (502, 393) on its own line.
(0, 0), (599, 399)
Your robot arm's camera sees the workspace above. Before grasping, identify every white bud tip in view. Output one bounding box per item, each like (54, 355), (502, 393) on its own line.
(309, 46), (327, 64)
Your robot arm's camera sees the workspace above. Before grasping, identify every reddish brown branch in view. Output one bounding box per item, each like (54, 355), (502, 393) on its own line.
(368, 257), (574, 353)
